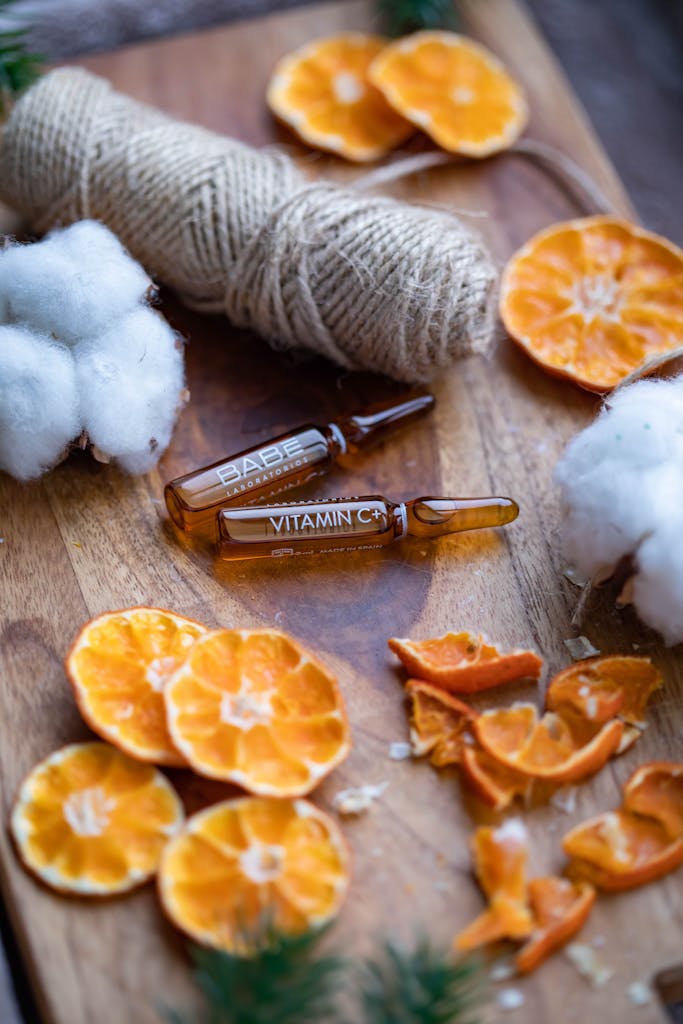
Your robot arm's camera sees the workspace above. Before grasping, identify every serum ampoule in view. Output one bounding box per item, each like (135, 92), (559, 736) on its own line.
(164, 392), (435, 532)
(217, 494), (518, 561)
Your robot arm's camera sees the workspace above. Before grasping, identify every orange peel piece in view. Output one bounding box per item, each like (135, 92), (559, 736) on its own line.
(369, 31), (527, 157)
(460, 745), (533, 811)
(67, 607), (206, 766)
(564, 762), (683, 891)
(267, 33), (413, 162)
(500, 216), (683, 392)
(158, 796), (349, 952)
(515, 877), (596, 974)
(388, 632), (542, 694)
(455, 820), (534, 950)
(164, 629), (350, 796)
(11, 742), (184, 895)
(546, 656), (662, 730)
(473, 703), (624, 783)
(405, 678), (478, 766)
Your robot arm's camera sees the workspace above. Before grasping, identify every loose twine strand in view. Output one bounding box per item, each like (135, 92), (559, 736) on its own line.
(0, 67), (499, 383)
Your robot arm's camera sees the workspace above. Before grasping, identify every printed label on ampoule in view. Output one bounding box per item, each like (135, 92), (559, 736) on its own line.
(216, 437), (306, 490)
(221, 499), (390, 546)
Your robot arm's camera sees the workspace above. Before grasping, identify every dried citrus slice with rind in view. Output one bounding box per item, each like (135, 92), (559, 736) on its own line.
(164, 629), (350, 796)
(473, 703), (624, 783)
(11, 742), (184, 895)
(158, 796), (349, 952)
(388, 632), (542, 693)
(370, 31), (528, 157)
(500, 216), (683, 392)
(267, 33), (413, 162)
(455, 819), (534, 950)
(545, 656), (662, 729)
(405, 678), (478, 765)
(624, 762), (683, 840)
(67, 607), (206, 766)
(515, 877), (595, 974)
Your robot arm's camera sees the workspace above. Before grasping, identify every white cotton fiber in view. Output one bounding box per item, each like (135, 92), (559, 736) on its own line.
(555, 377), (683, 644)
(0, 325), (80, 479)
(76, 308), (184, 473)
(0, 221), (185, 479)
(0, 220), (151, 344)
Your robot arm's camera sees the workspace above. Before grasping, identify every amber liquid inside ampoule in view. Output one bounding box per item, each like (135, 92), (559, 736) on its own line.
(218, 496), (402, 560)
(164, 392), (435, 533)
(165, 426), (340, 532)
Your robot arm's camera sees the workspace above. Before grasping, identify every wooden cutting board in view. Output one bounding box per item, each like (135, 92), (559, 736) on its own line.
(1, 2), (681, 1021)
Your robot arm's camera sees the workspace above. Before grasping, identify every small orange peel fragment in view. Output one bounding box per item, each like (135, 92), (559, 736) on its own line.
(515, 877), (595, 974)
(158, 796), (349, 952)
(267, 33), (413, 162)
(10, 742), (184, 895)
(370, 31), (528, 157)
(388, 632), (542, 694)
(460, 745), (533, 812)
(473, 703), (624, 784)
(405, 678), (477, 766)
(563, 762), (683, 891)
(500, 216), (683, 392)
(546, 656), (662, 730)
(67, 607), (206, 766)
(164, 629), (350, 796)
(455, 820), (534, 951)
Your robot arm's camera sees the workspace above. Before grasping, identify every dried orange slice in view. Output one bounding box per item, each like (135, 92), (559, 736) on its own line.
(455, 820), (534, 950)
(164, 629), (350, 796)
(500, 216), (683, 392)
(67, 607), (206, 766)
(460, 745), (532, 811)
(267, 33), (413, 162)
(388, 632), (542, 693)
(158, 796), (349, 952)
(624, 762), (683, 839)
(405, 678), (477, 765)
(369, 31), (528, 157)
(473, 703), (624, 783)
(10, 742), (184, 895)
(515, 877), (595, 974)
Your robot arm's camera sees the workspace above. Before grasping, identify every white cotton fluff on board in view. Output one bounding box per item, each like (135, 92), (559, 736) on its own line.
(0, 220), (185, 479)
(554, 377), (683, 645)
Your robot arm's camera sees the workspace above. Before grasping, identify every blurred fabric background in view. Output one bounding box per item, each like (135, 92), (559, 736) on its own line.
(1, 0), (681, 240)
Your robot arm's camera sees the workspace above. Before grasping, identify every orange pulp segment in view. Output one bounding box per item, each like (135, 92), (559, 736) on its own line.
(158, 796), (349, 952)
(11, 742), (184, 895)
(455, 820), (534, 950)
(164, 629), (350, 796)
(267, 33), (413, 161)
(388, 632), (542, 693)
(369, 31), (528, 157)
(460, 745), (533, 811)
(405, 678), (478, 765)
(500, 216), (683, 392)
(67, 607), (206, 766)
(515, 877), (595, 974)
(473, 703), (624, 783)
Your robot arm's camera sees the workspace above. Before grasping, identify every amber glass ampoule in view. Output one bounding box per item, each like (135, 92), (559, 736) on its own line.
(217, 494), (518, 561)
(164, 392), (435, 532)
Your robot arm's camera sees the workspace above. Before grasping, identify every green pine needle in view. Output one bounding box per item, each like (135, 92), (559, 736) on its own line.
(359, 939), (485, 1024)
(167, 928), (344, 1024)
(377, 0), (458, 36)
(0, 0), (42, 114)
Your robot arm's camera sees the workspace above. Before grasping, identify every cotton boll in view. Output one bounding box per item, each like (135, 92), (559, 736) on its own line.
(76, 308), (185, 473)
(0, 326), (79, 480)
(555, 376), (683, 644)
(0, 221), (151, 345)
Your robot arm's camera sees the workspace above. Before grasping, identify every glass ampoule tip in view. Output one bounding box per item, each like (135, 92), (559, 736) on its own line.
(407, 496), (519, 537)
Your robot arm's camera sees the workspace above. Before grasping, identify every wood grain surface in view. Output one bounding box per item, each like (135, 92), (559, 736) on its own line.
(1, 1), (681, 1021)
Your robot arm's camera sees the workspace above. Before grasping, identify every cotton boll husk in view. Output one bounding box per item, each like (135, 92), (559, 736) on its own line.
(555, 376), (683, 644)
(0, 221), (150, 345)
(75, 308), (185, 473)
(0, 325), (79, 480)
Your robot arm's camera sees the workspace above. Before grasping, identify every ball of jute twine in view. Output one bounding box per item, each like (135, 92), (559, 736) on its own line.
(0, 67), (497, 382)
